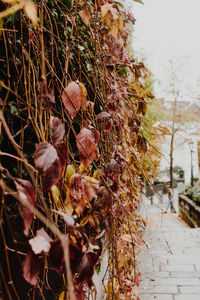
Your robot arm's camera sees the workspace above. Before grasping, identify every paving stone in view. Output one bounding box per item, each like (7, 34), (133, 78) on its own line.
(160, 265), (195, 272)
(170, 271), (200, 278)
(174, 295), (200, 300)
(179, 286), (200, 293)
(138, 195), (200, 299)
(141, 272), (170, 278)
(140, 285), (178, 293)
(168, 256), (200, 265)
(141, 277), (200, 286)
(141, 294), (173, 300)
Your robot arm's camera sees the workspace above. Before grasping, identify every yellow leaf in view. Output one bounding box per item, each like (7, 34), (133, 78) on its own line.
(24, 0), (38, 27)
(51, 185), (60, 205)
(59, 291), (67, 300)
(78, 82), (87, 109)
(65, 164), (76, 183)
(80, 214), (89, 226)
(79, 162), (86, 173)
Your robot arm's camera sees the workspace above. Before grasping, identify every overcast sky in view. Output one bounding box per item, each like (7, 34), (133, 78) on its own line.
(129, 0), (200, 101)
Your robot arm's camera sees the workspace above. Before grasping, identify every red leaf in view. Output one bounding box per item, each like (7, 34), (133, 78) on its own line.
(86, 101), (94, 115)
(70, 174), (99, 207)
(76, 127), (99, 168)
(49, 239), (65, 272)
(29, 228), (52, 255)
(96, 111), (111, 119)
(55, 142), (68, 172)
(15, 179), (36, 236)
(22, 251), (40, 286)
(42, 159), (61, 191)
(34, 142), (58, 173)
(51, 210), (75, 228)
(50, 117), (65, 144)
(38, 83), (55, 110)
(73, 253), (94, 286)
(103, 119), (113, 131)
(62, 81), (81, 119)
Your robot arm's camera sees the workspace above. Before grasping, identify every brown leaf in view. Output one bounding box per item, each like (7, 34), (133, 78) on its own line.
(34, 142), (58, 173)
(50, 117), (65, 144)
(79, 82), (87, 109)
(51, 209), (75, 228)
(29, 228), (52, 255)
(103, 119), (113, 131)
(24, 0), (38, 27)
(79, 7), (92, 26)
(38, 84), (55, 110)
(96, 111), (111, 119)
(76, 127), (99, 168)
(42, 159), (61, 191)
(62, 81), (81, 119)
(22, 251), (40, 286)
(55, 142), (68, 173)
(15, 179), (36, 236)
(70, 174), (99, 208)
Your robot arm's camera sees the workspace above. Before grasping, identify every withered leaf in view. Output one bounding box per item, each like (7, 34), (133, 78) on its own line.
(24, 0), (38, 27)
(49, 239), (65, 272)
(29, 228), (52, 255)
(42, 159), (61, 191)
(104, 119), (113, 131)
(76, 127), (99, 168)
(55, 142), (68, 172)
(51, 209), (75, 228)
(15, 179), (36, 236)
(62, 81), (85, 120)
(79, 7), (92, 26)
(34, 142), (58, 173)
(96, 111), (111, 119)
(50, 117), (65, 144)
(38, 84), (55, 110)
(70, 174), (99, 207)
(22, 251), (40, 286)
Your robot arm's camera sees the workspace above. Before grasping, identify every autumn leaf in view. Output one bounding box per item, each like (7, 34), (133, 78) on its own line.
(15, 179), (36, 236)
(22, 251), (40, 286)
(62, 81), (87, 120)
(65, 164), (76, 184)
(24, 0), (38, 27)
(29, 228), (52, 255)
(50, 117), (65, 144)
(79, 7), (92, 26)
(51, 209), (75, 228)
(55, 142), (68, 172)
(96, 111), (111, 119)
(79, 82), (87, 109)
(70, 174), (99, 208)
(101, 3), (123, 38)
(34, 142), (58, 173)
(38, 85), (55, 110)
(42, 159), (61, 191)
(104, 119), (113, 131)
(76, 127), (99, 168)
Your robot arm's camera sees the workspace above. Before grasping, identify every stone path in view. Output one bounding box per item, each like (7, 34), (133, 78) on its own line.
(138, 191), (200, 300)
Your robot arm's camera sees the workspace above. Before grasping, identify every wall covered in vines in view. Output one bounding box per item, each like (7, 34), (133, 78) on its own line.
(0, 0), (159, 299)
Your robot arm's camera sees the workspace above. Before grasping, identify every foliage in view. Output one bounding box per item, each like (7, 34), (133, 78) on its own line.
(0, 0), (158, 299)
(182, 185), (200, 205)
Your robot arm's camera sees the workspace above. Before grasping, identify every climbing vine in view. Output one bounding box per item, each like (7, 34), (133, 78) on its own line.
(0, 0), (159, 299)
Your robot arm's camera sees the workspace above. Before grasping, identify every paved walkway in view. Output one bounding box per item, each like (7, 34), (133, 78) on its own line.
(138, 191), (200, 300)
